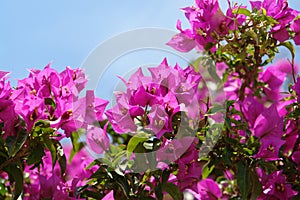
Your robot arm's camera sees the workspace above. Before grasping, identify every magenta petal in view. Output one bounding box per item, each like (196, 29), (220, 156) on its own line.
(241, 96), (265, 128)
(105, 106), (137, 134)
(291, 19), (300, 33)
(292, 151), (300, 165)
(294, 34), (300, 45)
(166, 33), (195, 52)
(254, 104), (283, 138)
(272, 26), (290, 42)
(86, 126), (110, 154)
(254, 135), (285, 161)
(293, 77), (300, 102)
(196, 179), (222, 199)
(102, 190), (114, 200)
(250, 1), (262, 10)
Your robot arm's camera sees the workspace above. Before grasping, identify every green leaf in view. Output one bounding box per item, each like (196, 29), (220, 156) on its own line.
(126, 132), (149, 158)
(80, 189), (103, 199)
(0, 183), (7, 196)
(27, 143), (45, 166)
(43, 137), (57, 169)
(32, 120), (53, 138)
(261, 8), (267, 16)
(58, 153), (67, 177)
(69, 129), (85, 162)
(34, 120), (50, 128)
(204, 42), (215, 51)
(281, 41), (295, 61)
(12, 129), (28, 157)
(162, 170), (170, 185)
(44, 97), (56, 109)
(249, 168), (262, 200)
(237, 161), (250, 199)
(57, 147), (66, 176)
(71, 129), (85, 151)
(5, 164), (23, 200)
(111, 151), (126, 168)
(224, 147), (233, 166)
(111, 172), (130, 198)
(225, 117), (232, 129)
(190, 57), (201, 72)
(232, 7), (251, 17)
(206, 104), (226, 115)
(163, 182), (183, 200)
(226, 100), (236, 108)
(5, 136), (16, 157)
(110, 144), (124, 156)
(202, 163), (215, 179)
(52, 140), (66, 176)
(155, 182), (163, 200)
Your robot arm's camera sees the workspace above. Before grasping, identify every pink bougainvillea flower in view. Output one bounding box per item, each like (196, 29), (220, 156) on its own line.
(188, 179), (222, 200)
(102, 190), (114, 200)
(0, 71), (19, 138)
(260, 65), (287, 101)
(132, 84), (162, 107)
(292, 18), (300, 45)
(86, 125), (110, 154)
(275, 59), (300, 75)
(223, 77), (240, 101)
(106, 58), (205, 138)
(254, 134), (285, 161)
(60, 66), (88, 99)
(254, 104), (283, 138)
(251, 0), (298, 42)
(24, 144), (97, 199)
(50, 90), (108, 137)
(257, 170), (298, 199)
(105, 93), (138, 134)
(0, 71), (12, 99)
(283, 120), (299, 154)
(240, 95), (265, 128)
(10, 64), (92, 136)
(292, 76), (300, 102)
(226, 5), (247, 30)
(118, 67), (151, 92)
(146, 104), (171, 138)
(157, 137), (201, 192)
(73, 90), (108, 128)
(166, 31), (196, 52)
(167, 0), (246, 52)
(292, 151), (300, 165)
(38, 173), (72, 200)
(253, 104), (285, 160)
(0, 100), (19, 137)
(35, 65), (61, 97)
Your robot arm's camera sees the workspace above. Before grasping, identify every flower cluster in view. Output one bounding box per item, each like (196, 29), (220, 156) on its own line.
(250, 0), (299, 43)
(106, 58), (207, 138)
(0, 72), (19, 139)
(0, 65), (109, 199)
(11, 64), (87, 135)
(2, 0), (300, 199)
(167, 0), (246, 52)
(9, 64), (109, 140)
(167, 0), (300, 52)
(23, 144), (98, 199)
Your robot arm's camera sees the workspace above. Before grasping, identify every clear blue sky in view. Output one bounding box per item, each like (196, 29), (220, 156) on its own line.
(1, 0), (300, 87)
(0, 0), (193, 82)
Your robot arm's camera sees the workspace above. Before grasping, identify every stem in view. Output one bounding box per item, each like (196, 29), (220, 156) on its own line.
(0, 147), (29, 172)
(288, 59), (297, 84)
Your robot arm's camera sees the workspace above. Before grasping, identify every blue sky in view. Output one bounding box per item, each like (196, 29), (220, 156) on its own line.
(0, 0), (193, 82)
(1, 0), (300, 89)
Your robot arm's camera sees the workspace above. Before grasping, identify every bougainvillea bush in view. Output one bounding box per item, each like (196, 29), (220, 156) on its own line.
(1, 0), (300, 199)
